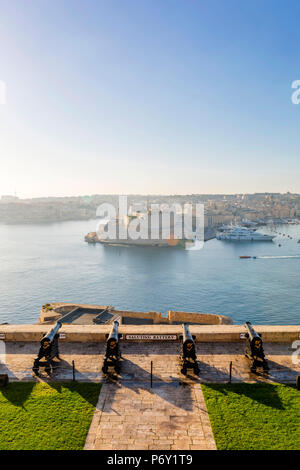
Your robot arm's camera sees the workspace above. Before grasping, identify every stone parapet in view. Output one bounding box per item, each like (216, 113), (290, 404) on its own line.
(0, 324), (299, 343)
(112, 309), (167, 324)
(167, 310), (232, 325)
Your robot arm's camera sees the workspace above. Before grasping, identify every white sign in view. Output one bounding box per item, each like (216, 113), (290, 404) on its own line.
(59, 333), (66, 339)
(240, 333), (247, 339)
(125, 334), (177, 341)
(0, 333), (5, 340)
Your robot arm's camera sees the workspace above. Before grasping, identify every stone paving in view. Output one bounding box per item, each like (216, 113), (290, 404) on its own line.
(1, 340), (299, 450)
(84, 381), (216, 450)
(1, 341), (299, 383)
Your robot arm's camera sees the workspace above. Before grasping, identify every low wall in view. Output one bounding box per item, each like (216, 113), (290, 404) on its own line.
(112, 309), (167, 324)
(39, 302), (111, 323)
(0, 324), (299, 343)
(167, 311), (232, 325)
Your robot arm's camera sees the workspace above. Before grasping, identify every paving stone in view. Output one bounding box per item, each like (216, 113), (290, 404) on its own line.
(1, 340), (298, 450)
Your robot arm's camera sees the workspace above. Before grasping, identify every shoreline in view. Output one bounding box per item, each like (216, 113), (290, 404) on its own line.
(85, 227), (217, 246)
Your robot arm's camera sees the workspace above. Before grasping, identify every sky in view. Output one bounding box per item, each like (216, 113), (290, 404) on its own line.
(0, 0), (300, 198)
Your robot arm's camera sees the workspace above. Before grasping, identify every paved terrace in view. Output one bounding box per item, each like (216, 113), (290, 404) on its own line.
(0, 325), (299, 383)
(1, 325), (299, 450)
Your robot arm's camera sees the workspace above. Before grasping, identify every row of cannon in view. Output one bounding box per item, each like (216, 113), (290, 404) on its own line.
(178, 321), (268, 375)
(32, 321), (269, 376)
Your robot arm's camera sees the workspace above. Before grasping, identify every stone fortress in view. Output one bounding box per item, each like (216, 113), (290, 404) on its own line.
(39, 302), (233, 326)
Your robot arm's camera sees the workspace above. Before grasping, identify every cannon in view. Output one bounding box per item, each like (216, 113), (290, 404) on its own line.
(102, 320), (121, 374)
(32, 321), (62, 376)
(179, 323), (200, 375)
(244, 321), (269, 373)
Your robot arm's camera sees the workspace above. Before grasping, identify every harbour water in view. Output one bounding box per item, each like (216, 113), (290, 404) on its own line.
(0, 220), (299, 325)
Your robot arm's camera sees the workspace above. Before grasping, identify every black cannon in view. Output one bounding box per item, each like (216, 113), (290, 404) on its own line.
(32, 321), (62, 376)
(179, 323), (200, 375)
(102, 320), (121, 374)
(244, 321), (269, 373)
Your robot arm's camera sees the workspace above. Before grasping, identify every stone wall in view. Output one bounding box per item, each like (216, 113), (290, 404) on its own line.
(0, 324), (299, 343)
(167, 311), (232, 325)
(39, 302), (233, 325)
(112, 309), (167, 324)
(39, 302), (111, 323)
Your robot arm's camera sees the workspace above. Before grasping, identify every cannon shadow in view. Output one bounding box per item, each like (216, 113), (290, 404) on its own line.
(0, 381), (36, 408)
(42, 381), (102, 405)
(264, 359), (299, 383)
(204, 382), (286, 410)
(197, 361), (233, 383)
(102, 357), (196, 412)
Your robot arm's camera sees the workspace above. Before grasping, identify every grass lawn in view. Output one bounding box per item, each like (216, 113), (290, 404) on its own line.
(0, 382), (101, 450)
(202, 383), (300, 450)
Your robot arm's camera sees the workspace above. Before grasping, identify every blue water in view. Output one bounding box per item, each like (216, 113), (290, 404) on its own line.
(0, 220), (299, 325)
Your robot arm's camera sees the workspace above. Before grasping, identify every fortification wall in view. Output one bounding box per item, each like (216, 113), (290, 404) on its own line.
(167, 310), (232, 325)
(39, 302), (233, 325)
(0, 324), (299, 343)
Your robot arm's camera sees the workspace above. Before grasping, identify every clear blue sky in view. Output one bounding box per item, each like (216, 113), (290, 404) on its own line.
(0, 0), (300, 197)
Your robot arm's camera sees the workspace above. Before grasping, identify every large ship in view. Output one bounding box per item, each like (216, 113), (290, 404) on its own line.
(216, 226), (275, 241)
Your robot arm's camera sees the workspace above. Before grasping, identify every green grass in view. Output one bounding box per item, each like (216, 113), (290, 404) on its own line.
(202, 383), (300, 450)
(0, 382), (101, 450)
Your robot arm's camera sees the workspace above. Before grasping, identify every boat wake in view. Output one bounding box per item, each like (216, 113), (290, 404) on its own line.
(255, 255), (300, 259)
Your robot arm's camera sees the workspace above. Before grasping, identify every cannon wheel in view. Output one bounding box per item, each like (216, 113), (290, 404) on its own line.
(102, 365), (108, 374)
(181, 366), (187, 375)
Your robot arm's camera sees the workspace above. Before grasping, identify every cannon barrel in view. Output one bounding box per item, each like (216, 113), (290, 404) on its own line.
(33, 321), (62, 376)
(102, 319), (121, 374)
(182, 323), (196, 358)
(244, 321), (268, 373)
(180, 323), (199, 375)
(244, 321), (262, 348)
(41, 321), (62, 346)
(107, 320), (119, 346)
(182, 323), (194, 346)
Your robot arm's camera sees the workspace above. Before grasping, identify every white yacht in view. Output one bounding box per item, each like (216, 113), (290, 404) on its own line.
(216, 226), (275, 241)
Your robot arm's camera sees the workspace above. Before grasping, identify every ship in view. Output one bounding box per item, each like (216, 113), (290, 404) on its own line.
(216, 226), (275, 241)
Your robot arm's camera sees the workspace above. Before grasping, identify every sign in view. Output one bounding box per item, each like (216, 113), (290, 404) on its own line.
(0, 334), (5, 340)
(240, 333), (247, 339)
(125, 334), (177, 341)
(59, 333), (66, 339)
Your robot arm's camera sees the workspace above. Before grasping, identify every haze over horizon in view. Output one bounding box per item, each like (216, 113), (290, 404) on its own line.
(1, 0), (300, 198)
(2, 190), (299, 201)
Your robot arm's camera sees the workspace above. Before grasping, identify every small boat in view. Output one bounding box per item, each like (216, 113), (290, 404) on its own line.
(240, 255), (251, 259)
(297, 239), (300, 243)
(278, 244), (281, 247)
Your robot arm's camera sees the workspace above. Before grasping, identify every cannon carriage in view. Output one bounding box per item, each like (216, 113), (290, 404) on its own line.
(102, 320), (122, 374)
(244, 321), (269, 373)
(179, 323), (200, 375)
(32, 321), (62, 376)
